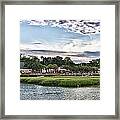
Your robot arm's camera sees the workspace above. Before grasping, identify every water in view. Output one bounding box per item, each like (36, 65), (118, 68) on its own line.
(20, 83), (100, 100)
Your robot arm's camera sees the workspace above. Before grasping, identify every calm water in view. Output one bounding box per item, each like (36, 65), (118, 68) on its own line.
(20, 83), (100, 100)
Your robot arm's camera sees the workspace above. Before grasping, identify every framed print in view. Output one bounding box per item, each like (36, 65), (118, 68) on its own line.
(0, 0), (119, 119)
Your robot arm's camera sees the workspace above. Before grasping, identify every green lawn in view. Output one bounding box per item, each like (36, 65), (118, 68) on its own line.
(20, 76), (100, 88)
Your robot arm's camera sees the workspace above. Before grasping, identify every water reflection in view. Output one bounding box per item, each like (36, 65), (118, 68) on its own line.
(20, 83), (100, 100)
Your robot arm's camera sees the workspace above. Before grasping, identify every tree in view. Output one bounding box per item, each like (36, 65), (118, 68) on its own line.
(71, 66), (79, 73)
(64, 57), (74, 66)
(52, 64), (58, 73)
(20, 54), (100, 75)
(52, 56), (64, 67)
(47, 64), (53, 73)
(62, 65), (70, 70)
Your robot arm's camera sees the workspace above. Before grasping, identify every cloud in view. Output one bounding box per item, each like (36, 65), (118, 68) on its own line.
(32, 42), (42, 45)
(67, 54), (87, 57)
(20, 37), (100, 53)
(84, 51), (100, 57)
(20, 20), (100, 35)
(20, 49), (100, 57)
(61, 39), (100, 52)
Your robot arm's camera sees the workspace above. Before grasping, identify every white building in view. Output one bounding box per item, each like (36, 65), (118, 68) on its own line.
(20, 69), (32, 74)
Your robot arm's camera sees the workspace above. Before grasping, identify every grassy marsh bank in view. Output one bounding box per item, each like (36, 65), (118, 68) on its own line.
(20, 76), (100, 88)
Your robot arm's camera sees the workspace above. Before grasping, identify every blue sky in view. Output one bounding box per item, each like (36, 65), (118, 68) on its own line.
(20, 20), (100, 43)
(20, 22), (100, 44)
(20, 20), (100, 63)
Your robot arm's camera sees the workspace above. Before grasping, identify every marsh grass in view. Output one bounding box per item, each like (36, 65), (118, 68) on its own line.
(20, 76), (100, 87)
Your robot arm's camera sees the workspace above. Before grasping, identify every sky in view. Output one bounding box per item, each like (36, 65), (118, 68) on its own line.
(20, 20), (100, 63)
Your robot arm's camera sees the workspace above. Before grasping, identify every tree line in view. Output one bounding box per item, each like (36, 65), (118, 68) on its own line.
(20, 55), (100, 74)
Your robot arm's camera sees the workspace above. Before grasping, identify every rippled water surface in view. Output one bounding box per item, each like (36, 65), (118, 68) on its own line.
(20, 83), (100, 100)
